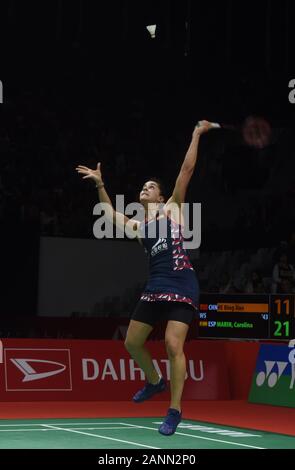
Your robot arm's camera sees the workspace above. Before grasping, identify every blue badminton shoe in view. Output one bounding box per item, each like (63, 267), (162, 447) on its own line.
(158, 408), (182, 436)
(132, 377), (167, 403)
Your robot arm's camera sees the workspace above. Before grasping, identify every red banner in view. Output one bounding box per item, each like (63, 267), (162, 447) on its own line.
(0, 339), (229, 401)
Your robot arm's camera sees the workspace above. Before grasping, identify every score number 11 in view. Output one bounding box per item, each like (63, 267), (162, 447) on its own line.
(273, 298), (290, 338)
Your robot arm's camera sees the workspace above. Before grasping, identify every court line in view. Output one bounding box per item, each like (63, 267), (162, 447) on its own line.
(119, 423), (266, 449)
(42, 424), (161, 449)
(0, 427), (131, 432)
(0, 422), (120, 427)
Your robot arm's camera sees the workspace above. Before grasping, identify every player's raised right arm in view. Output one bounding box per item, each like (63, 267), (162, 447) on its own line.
(76, 162), (139, 238)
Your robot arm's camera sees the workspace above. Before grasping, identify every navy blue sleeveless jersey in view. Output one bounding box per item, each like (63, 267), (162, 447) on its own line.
(138, 210), (199, 310)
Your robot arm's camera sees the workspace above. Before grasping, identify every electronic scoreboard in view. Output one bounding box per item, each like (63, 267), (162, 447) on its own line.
(197, 294), (295, 340)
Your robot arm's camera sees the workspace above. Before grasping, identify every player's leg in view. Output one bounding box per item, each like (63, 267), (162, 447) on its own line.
(165, 319), (189, 412)
(124, 319), (159, 384)
(158, 318), (189, 435)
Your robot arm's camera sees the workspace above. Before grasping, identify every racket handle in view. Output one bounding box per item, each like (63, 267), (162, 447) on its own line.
(211, 122), (221, 129)
(195, 121), (221, 129)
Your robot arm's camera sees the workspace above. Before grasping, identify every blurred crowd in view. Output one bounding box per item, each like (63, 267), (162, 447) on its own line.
(199, 233), (295, 296)
(0, 90), (294, 244)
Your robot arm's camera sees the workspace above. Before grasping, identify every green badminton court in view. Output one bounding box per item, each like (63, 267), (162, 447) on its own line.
(0, 417), (294, 449)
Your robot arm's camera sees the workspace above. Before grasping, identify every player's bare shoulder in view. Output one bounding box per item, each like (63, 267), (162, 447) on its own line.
(163, 199), (184, 226)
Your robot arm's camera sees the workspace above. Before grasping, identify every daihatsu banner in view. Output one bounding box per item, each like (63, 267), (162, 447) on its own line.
(0, 339), (229, 401)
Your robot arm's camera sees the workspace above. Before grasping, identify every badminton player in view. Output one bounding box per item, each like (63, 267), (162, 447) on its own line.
(76, 120), (214, 435)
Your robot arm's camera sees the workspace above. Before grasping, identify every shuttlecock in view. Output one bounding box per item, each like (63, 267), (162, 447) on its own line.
(146, 24), (156, 39)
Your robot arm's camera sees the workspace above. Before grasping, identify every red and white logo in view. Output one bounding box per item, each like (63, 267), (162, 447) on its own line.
(4, 349), (72, 391)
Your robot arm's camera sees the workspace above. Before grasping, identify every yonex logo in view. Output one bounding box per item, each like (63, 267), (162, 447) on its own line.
(256, 361), (288, 388)
(256, 339), (295, 389)
(10, 358), (66, 382)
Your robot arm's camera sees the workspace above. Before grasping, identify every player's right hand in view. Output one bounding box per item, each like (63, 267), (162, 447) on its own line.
(76, 162), (102, 185)
(193, 120), (215, 136)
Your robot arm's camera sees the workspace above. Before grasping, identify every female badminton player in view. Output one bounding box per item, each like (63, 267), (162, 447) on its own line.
(76, 120), (214, 435)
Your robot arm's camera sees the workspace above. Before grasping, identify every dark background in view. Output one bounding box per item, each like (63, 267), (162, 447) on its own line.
(0, 0), (294, 333)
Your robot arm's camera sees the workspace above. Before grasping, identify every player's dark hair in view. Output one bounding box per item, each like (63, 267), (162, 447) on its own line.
(147, 177), (167, 202)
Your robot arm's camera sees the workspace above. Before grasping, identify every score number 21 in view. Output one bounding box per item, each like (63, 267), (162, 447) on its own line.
(273, 298), (290, 338)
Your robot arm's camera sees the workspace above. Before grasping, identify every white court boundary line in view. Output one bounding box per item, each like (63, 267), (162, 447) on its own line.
(41, 424), (160, 449)
(119, 423), (266, 449)
(0, 427), (132, 432)
(0, 422), (123, 427)
(0, 420), (270, 448)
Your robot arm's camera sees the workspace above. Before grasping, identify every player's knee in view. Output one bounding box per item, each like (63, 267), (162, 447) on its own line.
(124, 337), (141, 352)
(165, 337), (183, 358)
(124, 338), (133, 352)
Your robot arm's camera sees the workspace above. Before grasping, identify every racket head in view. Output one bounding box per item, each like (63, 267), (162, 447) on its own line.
(242, 116), (272, 149)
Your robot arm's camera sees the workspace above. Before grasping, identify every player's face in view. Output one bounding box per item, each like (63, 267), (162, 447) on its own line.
(140, 181), (163, 204)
